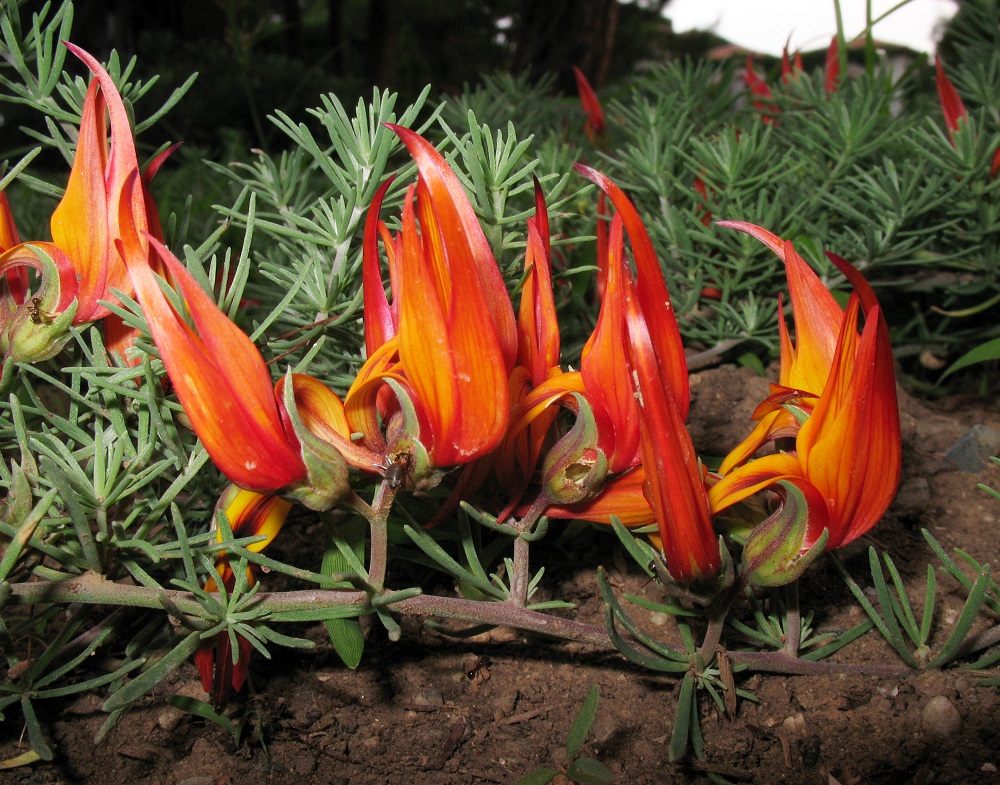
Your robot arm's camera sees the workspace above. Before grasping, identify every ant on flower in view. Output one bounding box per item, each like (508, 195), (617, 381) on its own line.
(28, 296), (54, 325)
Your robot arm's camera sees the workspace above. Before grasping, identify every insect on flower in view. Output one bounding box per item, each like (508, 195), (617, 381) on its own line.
(375, 451), (414, 489)
(28, 296), (54, 325)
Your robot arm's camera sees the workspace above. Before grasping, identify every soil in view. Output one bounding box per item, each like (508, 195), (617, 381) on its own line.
(3, 365), (1000, 785)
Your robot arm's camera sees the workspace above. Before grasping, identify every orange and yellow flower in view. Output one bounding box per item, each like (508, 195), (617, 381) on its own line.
(710, 251), (901, 551)
(349, 126), (516, 474)
(0, 43), (168, 363)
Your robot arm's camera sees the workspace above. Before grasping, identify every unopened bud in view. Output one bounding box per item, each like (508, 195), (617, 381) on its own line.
(742, 479), (828, 588)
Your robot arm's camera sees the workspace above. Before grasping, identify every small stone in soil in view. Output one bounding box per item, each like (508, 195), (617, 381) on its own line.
(921, 695), (962, 737)
(945, 425), (1000, 472)
(413, 689), (445, 708)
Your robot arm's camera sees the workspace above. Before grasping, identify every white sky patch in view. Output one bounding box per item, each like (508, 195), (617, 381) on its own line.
(664, 0), (958, 55)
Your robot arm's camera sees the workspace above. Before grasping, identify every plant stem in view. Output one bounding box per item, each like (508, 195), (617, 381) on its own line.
(697, 590), (736, 664)
(363, 482), (398, 590)
(784, 581), (801, 657)
(728, 649), (909, 678)
(4, 575), (918, 677)
(509, 536), (530, 606)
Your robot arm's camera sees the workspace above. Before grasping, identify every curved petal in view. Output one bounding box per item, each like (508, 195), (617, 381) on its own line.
(798, 299), (900, 547)
(517, 183), (559, 385)
(218, 486), (293, 553)
(278, 373), (381, 471)
(708, 452), (804, 515)
(388, 125), (517, 370)
(581, 215), (639, 472)
(0, 193), (28, 303)
(123, 234), (305, 490)
(624, 268), (718, 583)
(363, 176), (397, 356)
(719, 223), (842, 393)
(0, 242), (79, 315)
(576, 165), (689, 419)
(717, 407), (786, 476)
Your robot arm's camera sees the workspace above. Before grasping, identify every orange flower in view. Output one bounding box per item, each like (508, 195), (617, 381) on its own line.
(715, 221), (843, 474)
(120, 175), (374, 507)
(710, 254), (901, 551)
(195, 486), (292, 706)
(0, 44), (169, 364)
(50, 43), (147, 323)
(360, 126), (514, 468)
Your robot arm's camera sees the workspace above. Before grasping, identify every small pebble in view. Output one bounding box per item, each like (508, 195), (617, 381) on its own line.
(413, 689), (444, 708)
(590, 714), (617, 746)
(490, 626), (519, 643)
(782, 713), (806, 735)
(648, 612), (670, 627)
(921, 695), (962, 738)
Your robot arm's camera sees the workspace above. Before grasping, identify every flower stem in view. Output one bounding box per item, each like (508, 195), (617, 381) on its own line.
(784, 580), (801, 657)
(4, 575), (917, 678)
(509, 535), (530, 606)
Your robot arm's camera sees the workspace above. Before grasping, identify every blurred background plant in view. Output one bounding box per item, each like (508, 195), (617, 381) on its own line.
(2, 0), (1000, 776)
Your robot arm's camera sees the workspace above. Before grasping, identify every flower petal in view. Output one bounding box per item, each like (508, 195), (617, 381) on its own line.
(581, 215), (639, 472)
(624, 262), (718, 583)
(388, 125), (517, 370)
(709, 452), (804, 514)
(577, 165), (690, 419)
(123, 232), (305, 490)
(363, 176), (397, 356)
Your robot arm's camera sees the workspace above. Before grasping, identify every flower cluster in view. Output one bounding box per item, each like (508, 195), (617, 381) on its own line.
(17, 55), (896, 696)
(123, 125), (901, 594)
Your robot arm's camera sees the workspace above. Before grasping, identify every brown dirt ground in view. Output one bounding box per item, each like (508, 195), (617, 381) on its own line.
(3, 364), (1000, 785)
